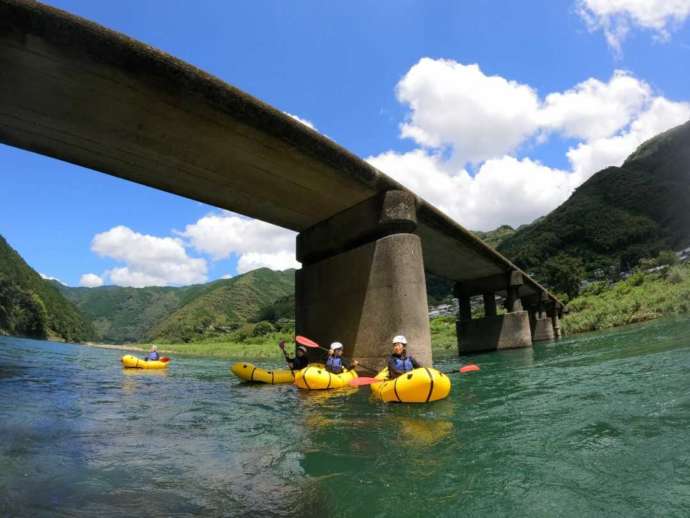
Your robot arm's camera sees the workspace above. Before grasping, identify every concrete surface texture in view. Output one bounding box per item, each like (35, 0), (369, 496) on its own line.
(456, 311), (533, 354)
(296, 233), (431, 370)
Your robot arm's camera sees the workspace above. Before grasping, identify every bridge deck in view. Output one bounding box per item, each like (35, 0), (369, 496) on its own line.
(0, 0), (558, 304)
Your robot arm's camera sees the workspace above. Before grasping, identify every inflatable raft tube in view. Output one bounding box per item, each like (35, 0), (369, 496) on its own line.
(294, 365), (358, 390)
(230, 362), (295, 384)
(370, 367), (451, 403)
(121, 354), (169, 369)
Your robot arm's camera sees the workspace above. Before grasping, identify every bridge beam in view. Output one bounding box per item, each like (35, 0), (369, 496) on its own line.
(295, 191), (431, 370)
(454, 271), (532, 354)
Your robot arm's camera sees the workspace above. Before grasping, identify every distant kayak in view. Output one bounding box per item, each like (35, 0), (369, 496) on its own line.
(230, 362), (295, 384)
(370, 367), (451, 403)
(121, 354), (169, 369)
(294, 365), (358, 390)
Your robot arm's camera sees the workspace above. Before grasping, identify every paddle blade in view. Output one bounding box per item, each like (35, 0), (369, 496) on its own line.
(348, 377), (382, 387)
(295, 335), (321, 349)
(160, 357), (170, 363)
(460, 364), (479, 373)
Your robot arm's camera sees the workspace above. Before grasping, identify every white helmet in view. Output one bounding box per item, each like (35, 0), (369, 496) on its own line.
(392, 335), (407, 345)
(330, 342), (344, 351)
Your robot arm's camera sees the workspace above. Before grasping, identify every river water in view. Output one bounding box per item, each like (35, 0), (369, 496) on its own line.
(2, 317), (690, 517)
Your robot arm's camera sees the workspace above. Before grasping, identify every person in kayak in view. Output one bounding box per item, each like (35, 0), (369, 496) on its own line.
(279, 340), (309, 370)
(387, 335), (420, 378)
(145, 345), (160, 361)
(326, 342), (358, 374)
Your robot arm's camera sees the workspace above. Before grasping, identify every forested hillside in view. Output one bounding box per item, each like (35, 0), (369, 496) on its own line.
(0, 235), (95, 342)
(497, 120), (690, 280)
(60, 268), (295, 344)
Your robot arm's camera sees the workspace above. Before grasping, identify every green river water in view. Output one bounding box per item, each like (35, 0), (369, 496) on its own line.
(2, 317), (690, 517)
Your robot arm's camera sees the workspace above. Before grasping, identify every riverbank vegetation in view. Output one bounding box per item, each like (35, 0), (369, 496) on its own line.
(562, 263), (690, 334)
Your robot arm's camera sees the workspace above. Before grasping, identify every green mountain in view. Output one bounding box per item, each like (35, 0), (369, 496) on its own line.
(149, 268), (294, 342)
(0, 235), (95, 342)
(60, 268), (295, 343)
(497, 120), (690, 279)
(473, 225), (517, 249)
(57, 283), (209, 343)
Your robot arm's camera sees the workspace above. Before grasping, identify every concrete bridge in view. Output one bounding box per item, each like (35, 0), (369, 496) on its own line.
(0, 0), (563, 367)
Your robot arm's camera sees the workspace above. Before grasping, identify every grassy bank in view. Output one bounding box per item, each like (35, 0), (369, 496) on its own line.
(130, 324), (460, 361)
(562, 264), (690, 334)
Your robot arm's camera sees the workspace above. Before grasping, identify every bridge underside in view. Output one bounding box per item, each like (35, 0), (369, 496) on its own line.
(0, 0), (562, 363)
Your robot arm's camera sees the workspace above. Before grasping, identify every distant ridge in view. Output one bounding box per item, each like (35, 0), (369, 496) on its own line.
(59, 268), (295, 344)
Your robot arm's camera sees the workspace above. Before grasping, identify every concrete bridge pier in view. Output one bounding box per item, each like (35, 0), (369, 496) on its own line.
(528, 293), (563, 342)
(295, 190), (432, 370)
(455, 271), (532, 354)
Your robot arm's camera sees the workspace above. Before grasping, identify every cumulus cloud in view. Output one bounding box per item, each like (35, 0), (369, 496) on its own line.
(577, 0), (690, 53)
(368, 151), (574, 230)
(368, 58), (690, 230)
(180, 212), (300, 274)
(397, 59), (540, 164)
(91, 226), (207, 287)
(538, 70), (651, 140)
(284, 112), (317, 130)
(40, 272), (65, 284)
(79, 273), (104, 288)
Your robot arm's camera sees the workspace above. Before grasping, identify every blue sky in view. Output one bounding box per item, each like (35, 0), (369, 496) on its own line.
(2, 0), (690, 287)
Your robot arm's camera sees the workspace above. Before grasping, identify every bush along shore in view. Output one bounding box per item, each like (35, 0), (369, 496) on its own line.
(561, 263), (690, 335)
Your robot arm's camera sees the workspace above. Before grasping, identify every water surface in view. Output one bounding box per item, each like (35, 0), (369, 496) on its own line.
(2, 318), (690, 517)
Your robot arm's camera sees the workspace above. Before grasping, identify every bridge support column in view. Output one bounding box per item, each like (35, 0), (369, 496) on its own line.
(295, 191), (431, 370)
(455, 271), (532, 354)
(530, 293), (556, 342)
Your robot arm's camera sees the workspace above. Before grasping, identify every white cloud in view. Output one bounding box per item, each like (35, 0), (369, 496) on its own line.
(567, 96), (690, 179)
(397, 59), (540, 164)
(79, 273), (103, 288)
(368, 151), (574, 231)
(91, 226), (207, 287)
(237, 251), (300, 274)
(577, 0), (690, 53)
(40, 272), (64, 284)
(284, 112), (317, 130)
(368, 58), (690, 230)
(180, 212), (300, 273)
(538, 71), (651, 140)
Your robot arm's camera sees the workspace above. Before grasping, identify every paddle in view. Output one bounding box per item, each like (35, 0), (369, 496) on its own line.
(295, 335), (379, 373)
(278, 340), (295, 375)
(348, 363), (480, 387)
(160, 357), (170, 363)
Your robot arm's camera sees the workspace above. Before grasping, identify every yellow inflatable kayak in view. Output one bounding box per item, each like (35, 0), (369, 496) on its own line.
(370, 367), (451, 403)
(294, 365), (358, 390)
(121, 354), (169, 369)
(230, 362), (295, 384)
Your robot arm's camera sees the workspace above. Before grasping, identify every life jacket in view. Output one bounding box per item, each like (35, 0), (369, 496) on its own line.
(326, 355), (344, 373)
(148, 352), (160, 361)
(292, 356), (309, 370)
(392, 354), (413, 373)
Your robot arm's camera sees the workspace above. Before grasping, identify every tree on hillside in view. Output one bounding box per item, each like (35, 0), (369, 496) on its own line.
(543, 254), (585, 300)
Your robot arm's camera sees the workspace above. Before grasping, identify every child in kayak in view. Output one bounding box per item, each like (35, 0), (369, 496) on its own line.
(326, 342), (358, 373)
(145, 345), (160, 361)
(279, 340), (309, 370)
(387, 335), (420, 378)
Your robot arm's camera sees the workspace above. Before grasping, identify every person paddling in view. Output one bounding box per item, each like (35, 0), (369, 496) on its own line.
(145, 344), (160, 362)
(279, 340), (309, 370)
(326, 342), (358, 374)
(387, 335), (420, 378)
